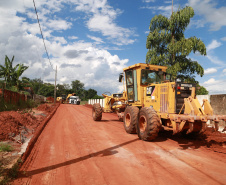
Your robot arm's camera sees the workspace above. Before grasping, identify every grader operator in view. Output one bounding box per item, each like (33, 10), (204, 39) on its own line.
(92, 63), (226, 141)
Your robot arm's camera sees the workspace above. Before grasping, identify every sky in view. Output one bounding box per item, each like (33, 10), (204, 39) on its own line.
(0, 0), (226, 95)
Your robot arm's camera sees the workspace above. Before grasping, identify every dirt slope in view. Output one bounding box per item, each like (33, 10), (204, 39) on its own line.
(14, 104), (226, 185)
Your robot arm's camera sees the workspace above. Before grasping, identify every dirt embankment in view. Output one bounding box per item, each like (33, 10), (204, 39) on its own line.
(0, 103), (59, 183)
(0, 104), (58, 142)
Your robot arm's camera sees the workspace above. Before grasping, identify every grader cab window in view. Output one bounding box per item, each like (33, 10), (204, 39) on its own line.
(141, 69), (163, 85)
(125, 70), (134, 102)
(126, 70), (133, 86)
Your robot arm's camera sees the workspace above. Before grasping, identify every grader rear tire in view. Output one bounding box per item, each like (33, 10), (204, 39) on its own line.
(137, 107), (161, 141)
(92, 103), (102, 121)
(124, 106), (139, 134)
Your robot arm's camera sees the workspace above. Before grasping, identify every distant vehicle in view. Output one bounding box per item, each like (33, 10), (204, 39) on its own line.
(57, 94), (67, 103)
(69, 96), (81, 105)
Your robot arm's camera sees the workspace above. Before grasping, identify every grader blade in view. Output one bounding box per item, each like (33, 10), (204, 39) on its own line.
(186, 122), (194, 134)
(214, 121), (219, 132)
(178, 96), (226, 134)
(199, 122), (207, 133)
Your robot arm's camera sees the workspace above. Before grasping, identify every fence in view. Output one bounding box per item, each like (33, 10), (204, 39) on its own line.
(88, 99), (105, 107)
(0, 88), (26, 105)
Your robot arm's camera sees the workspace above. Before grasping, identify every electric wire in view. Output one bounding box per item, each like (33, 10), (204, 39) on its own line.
(32, 0), (54, 70)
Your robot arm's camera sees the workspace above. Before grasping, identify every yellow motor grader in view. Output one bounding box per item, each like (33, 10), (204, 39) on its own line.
(92, 63), (226, 141)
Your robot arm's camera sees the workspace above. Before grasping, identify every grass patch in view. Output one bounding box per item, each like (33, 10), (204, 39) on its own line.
(0, 143), (13, 152)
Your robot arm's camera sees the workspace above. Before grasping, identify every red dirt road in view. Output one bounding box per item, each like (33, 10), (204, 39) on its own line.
(14, 104), (226, 185)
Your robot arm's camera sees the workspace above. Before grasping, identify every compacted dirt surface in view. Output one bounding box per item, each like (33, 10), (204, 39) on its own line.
(14, 104), (226, 185)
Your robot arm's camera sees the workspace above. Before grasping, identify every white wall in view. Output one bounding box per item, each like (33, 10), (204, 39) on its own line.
(196, 95), (210, 105)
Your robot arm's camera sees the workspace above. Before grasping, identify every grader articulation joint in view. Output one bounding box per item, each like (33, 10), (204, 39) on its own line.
(92, 63), (226, 141)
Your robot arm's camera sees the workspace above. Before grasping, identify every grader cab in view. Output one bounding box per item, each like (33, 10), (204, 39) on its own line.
(92, 63), (226, 141)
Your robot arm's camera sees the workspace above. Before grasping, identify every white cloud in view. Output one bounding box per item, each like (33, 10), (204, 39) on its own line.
(205, 40), (224, 65)
(0, 0), (130, 95)
(143, 0), (155, 3)
(85, 73), (94, 78)
(87, 35), (104, 44)
(53, 37), (67, 44)
(203, 78), (216, 85)
(204, 68), (217, 75)
(71, 0), (136, 45)
(223, 69), (226, 73)
(206, 55), (225, 65)
(221, 37), (226, 41)
(202, 78), (226, 95)
(140, 5), (177, 17)
(189, 19), (205, 29)
(206, 40), (222, 52)
(46, 19), (72, 31)
(68, 36), (78, 40)
(188, 0), (226, 31)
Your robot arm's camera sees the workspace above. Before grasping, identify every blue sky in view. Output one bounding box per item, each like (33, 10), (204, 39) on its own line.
(0, 0), (226, 95)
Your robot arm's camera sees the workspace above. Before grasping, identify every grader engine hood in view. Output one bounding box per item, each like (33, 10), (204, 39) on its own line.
(175, 83), (196, 114)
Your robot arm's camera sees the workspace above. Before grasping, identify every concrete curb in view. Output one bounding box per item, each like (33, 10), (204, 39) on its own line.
(21, 103), (60, 162)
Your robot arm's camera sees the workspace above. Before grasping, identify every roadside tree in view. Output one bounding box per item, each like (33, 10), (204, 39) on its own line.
(146, 6), (206, 82)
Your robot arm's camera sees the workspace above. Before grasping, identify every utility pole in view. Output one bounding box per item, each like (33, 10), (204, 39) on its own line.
(54, 65), (57, 104)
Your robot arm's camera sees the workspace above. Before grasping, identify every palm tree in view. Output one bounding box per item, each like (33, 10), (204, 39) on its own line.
(0, 56), (14, 87)
(12, 64), (29, 90)
(0, 55), (29, 90)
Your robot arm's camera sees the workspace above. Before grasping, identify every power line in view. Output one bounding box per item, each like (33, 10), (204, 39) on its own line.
(33, 0), (57, 103)
(32, 0), (54, 70)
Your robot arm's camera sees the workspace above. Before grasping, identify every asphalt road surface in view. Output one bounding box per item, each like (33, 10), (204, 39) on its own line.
(14, 104), (226, 185)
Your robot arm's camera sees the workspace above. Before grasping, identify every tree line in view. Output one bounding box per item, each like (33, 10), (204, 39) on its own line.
(29, 78), (103, 100)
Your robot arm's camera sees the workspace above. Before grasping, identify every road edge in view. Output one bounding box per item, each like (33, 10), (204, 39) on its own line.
(21, 103), (60, 162)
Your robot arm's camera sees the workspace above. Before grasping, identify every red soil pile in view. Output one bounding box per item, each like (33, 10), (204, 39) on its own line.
(0, 111), (40, 141)
(46, 97), (54, 103)
(36, 104), (53, 112)
(203, 127), (226, 154)
(0, 103), (58, 141)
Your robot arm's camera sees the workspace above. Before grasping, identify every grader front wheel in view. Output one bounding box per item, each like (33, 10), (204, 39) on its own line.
(137, 107), (161, 141)
(92, 103), (102, 121)
(124, 106), (139, 134)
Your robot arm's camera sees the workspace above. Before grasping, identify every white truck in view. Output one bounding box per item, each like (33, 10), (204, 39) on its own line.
(69, 96), (81, 105)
